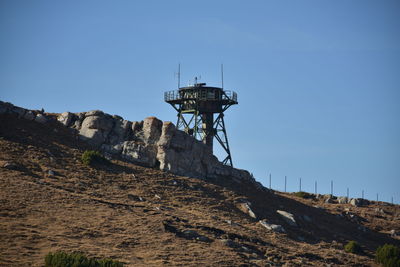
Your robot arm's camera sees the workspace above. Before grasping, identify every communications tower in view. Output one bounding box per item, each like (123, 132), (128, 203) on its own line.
(164, 75), (238, 166)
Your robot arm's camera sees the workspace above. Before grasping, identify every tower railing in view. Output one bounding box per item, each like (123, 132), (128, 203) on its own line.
(222, 91), (237, 102)
(164, 90), (180, 102)
(164, 89), (237, 102)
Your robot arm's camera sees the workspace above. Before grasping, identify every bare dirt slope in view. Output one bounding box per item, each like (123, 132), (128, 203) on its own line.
(0, 113), (399, 266)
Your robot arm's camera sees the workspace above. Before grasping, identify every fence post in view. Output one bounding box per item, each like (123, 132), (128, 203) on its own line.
(269, 173), (271, 189)
(315, 181), (317, 194)
(284, 176), (287, 192)
(299, 177), (302, 192)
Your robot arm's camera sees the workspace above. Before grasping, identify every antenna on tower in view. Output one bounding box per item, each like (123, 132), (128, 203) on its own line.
(178, 63), (181, 89)
(221, 64), (224, 89)
(192, 76), (201, 86)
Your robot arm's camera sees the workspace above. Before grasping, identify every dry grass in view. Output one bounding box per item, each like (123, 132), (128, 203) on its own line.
(0, 113), (399, 266)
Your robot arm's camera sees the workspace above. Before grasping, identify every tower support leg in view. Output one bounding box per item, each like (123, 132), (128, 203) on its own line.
(214, 113), (233, 166)
(173, 107), (233, 167)
(202, 113), (214, 151)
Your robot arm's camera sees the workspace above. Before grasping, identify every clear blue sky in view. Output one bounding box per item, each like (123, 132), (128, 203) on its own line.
(1, 1), (399, 203)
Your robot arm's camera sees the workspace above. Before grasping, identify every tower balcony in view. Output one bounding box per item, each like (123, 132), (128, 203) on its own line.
(164, 87), (238, 106)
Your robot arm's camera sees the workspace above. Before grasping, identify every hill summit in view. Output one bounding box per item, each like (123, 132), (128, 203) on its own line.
(0, 100), (399, 266)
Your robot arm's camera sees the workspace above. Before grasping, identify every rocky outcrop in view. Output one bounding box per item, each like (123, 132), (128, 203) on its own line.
(259, 220), (285, 233)
(79, 110), (114, 147)
(277, 210), (297, 227)
(337, 196), (348, 204)
(0, 101), (259, 187)
(349, 198), (370, 207)
(237, 201), (257, 219)
(57, 112), (75, 126)
(34, 114), (48, 124)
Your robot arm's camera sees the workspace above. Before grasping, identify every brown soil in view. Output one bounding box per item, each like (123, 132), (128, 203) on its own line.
(0, 113), (399, 266)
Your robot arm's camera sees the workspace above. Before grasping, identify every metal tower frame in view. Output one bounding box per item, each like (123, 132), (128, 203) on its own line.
(164, 82), (237, 166)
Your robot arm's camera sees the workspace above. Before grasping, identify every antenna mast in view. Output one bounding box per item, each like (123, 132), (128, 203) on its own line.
(221, 64), (224, 89)
(178, 63), (181, 89)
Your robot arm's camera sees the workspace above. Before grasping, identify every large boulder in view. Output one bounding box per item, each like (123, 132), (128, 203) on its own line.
(157, 122), (176, 148)
(156, 125), (210, 178)
(35, 114), (48, 124)
(157, 147), (177, 172)
(122, 141), (158, 167)
(57, 112), (76, 127)
(108, 119), (132, 144)
(72, 112), (86, 129)
(156, 122), (178, 172)
(85, 110), (104, 117)
(175, 150), (195, 174)
(131, 121), (143, 135)
(170, 130), (191, 151)
(237, 202), (257, 219)
(81, 113), (113, 131)
(142, 117), (162, 144)
(101, 143), (124, 155)
(277, 210), (297, 227)
(202, 154), (220, 177)
(79, 128), (106, 146)
(259, 220), (285, 233)
(79, 114), (113, 146)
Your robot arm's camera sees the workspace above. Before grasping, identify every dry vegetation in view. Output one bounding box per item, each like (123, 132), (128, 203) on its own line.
(0, 113), (399, 266)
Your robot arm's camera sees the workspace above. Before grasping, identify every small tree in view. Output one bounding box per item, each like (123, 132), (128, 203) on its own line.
(45, 251), (123, 267)
(375, 244), (400, 267)
(81, 150), (108, 166)
(344, 241), (363, 254)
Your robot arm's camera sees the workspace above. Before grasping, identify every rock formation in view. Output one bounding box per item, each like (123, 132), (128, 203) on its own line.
(277, 210), (297, 227)
(0, 101), (262, 188)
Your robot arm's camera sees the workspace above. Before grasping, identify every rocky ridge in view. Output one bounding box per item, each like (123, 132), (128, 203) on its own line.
(0, 101), (259, 188)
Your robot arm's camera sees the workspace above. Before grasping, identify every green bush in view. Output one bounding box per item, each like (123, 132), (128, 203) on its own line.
(97, 258), (124, 267)
(293, 191), (313, 199)
(376, 244), (400, 267)
(81, 150), (108, 166)
(45, 251), (123, 267)
(344, 240), (363, 254)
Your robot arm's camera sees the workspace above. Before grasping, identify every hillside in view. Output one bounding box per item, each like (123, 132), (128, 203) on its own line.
(0, 105), (399, 266)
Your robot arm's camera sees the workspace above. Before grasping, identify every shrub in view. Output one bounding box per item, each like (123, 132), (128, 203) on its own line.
(97, 258), (124, 267)
(293, 191), (313, 199)
(375, 244), (400, 267)
(45, 251), (123, 267)
(81, 150), (108, 166)
(345, 240), (363, 254)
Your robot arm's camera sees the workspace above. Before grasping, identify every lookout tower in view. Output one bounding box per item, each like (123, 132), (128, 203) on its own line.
(164, 77), (238, 166)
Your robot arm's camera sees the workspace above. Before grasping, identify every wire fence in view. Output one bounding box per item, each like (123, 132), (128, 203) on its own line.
(266, 173), (396, 205)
